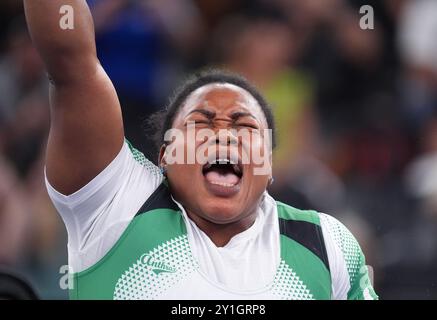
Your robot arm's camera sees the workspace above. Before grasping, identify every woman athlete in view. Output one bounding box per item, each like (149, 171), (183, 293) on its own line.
(24, 0), (378, 300)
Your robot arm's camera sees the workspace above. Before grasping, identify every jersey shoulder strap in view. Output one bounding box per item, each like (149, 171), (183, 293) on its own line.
(135, 180), (179, 216)
(274, 201), (332, 299)
(276, 201), (330, 272)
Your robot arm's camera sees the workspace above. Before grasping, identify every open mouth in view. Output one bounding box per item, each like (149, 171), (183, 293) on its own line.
(202, 158), (243, 188)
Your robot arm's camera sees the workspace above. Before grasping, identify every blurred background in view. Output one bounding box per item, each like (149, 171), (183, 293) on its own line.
(1, 0), (437, 299)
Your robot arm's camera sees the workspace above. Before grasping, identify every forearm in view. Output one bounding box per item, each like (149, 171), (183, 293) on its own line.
(24, 0), (98, 84)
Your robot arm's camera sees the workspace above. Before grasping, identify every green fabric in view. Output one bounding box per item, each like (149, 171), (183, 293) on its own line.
(275, 202), (331, 299)
(69, 193), (375, 300)
(70, 208), (185, 299)
(278, 235), (331, 299)
(276, 201), (320, 225)
(321, 213), (379, 300)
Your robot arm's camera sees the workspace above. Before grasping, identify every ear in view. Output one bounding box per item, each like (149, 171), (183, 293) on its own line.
(158, 144), (167, 168)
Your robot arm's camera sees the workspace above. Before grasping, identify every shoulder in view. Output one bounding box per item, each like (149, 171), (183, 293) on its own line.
(125, 139), (162, 176)
(274, 202), (356, 252)
(274, 201), (331, 275)
(47, 139), (164, 273)
(318, 213), (362, 268)
(272, 200), (377, 299)
(319, 213), (378, 299)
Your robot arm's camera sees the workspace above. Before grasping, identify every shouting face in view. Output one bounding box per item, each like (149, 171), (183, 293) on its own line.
(159, 83), (272, 227)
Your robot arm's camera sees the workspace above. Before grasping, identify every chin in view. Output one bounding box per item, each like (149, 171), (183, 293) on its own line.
(199, 199), (243, 224)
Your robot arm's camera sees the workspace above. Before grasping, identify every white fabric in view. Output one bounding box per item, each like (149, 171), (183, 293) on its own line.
(46, 141), (349, 298)
(175, 192), (280, 292)
(398, 0), (437, 71)
(45, 142), (163, 272)
(319, 213), (350, 300)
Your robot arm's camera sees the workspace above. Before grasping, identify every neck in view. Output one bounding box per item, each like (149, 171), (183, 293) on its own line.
(186, 208), (259, 247)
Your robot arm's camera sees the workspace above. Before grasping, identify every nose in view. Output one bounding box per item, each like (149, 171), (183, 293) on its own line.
(215, 131), (238, 146)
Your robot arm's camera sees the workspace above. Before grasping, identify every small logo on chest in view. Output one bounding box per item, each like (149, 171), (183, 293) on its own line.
(140, 254), (177, 275)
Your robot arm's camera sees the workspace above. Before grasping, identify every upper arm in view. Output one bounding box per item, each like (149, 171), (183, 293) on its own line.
(24, 0), (125, 194)
(46, 62), (124, 195)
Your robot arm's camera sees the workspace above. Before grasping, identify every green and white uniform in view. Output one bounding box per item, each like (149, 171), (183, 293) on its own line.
(46, 141), (378, 300)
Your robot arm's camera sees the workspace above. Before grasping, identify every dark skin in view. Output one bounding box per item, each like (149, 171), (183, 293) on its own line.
(24, 0), (124, 195)
(159, 84), (272, 247)
(25, 1), (271, 248)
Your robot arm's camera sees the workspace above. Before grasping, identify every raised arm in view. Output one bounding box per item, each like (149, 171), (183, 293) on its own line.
(24, 0), (124, 194)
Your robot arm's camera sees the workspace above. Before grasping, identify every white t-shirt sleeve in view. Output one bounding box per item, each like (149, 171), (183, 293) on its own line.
(320, 213), (378, 300)
(45, 140), (164, 273)
(319, 213), (350, 300)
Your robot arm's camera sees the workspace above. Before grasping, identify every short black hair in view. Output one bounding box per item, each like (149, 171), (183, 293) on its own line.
(146, 69), (276, 153)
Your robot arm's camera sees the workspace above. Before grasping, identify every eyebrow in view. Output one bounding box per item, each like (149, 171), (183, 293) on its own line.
(187, 109), (256, 120)
(229, 111), (256, 121)
(187, 109), (216, 119)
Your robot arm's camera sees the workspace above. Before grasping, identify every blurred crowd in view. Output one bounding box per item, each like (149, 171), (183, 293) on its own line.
(1, 0), (437, 299)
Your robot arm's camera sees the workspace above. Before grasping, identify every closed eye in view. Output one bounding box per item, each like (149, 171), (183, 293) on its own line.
(195, 120), (211, 125)
(184, 119), (210, 125)
(236, 123), (259, 129)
